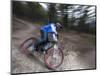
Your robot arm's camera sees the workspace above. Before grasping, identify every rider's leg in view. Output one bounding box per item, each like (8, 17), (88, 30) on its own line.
(41, 30), (47, 43)
(35, 30), (47, 51)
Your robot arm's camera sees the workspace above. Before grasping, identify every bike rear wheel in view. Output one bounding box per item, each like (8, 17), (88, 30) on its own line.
(44, 45), (64, 70)
(20, 37), (37, 55)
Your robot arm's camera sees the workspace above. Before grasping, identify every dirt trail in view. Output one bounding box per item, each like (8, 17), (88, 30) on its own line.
(11, 17), (96, 73)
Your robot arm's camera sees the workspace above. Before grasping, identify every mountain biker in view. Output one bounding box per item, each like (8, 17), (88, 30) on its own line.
(35, 22), (62, 52)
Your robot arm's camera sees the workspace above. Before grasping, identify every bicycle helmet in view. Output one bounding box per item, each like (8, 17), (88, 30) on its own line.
(55, 22), (63, 30)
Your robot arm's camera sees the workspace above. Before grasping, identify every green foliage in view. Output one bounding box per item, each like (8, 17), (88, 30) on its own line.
(13, 1), (48, 23)
(13, 1), (96, 34)
(48, 3), (58, 23)
(78, 10), (88, 32)
(89, 27), (96, 34)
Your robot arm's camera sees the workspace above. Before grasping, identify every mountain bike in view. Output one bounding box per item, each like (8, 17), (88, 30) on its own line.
(20, 32), (64, 70)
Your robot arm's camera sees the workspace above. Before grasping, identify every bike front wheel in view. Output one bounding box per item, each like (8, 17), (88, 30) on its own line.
(44, 45), (64, 70)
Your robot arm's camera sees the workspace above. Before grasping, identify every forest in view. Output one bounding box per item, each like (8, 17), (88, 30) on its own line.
(12, 1), (96, 34)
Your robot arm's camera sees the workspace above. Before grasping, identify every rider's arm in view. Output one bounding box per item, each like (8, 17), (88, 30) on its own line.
(50, 24), (58, 42)
(51, 24), (57, 35)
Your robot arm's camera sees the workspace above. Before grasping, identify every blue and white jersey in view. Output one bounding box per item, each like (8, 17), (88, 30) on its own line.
(41, 23), (57, 34)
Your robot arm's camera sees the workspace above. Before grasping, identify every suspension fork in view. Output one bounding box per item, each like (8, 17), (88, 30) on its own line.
(52, 42), (58, 56)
